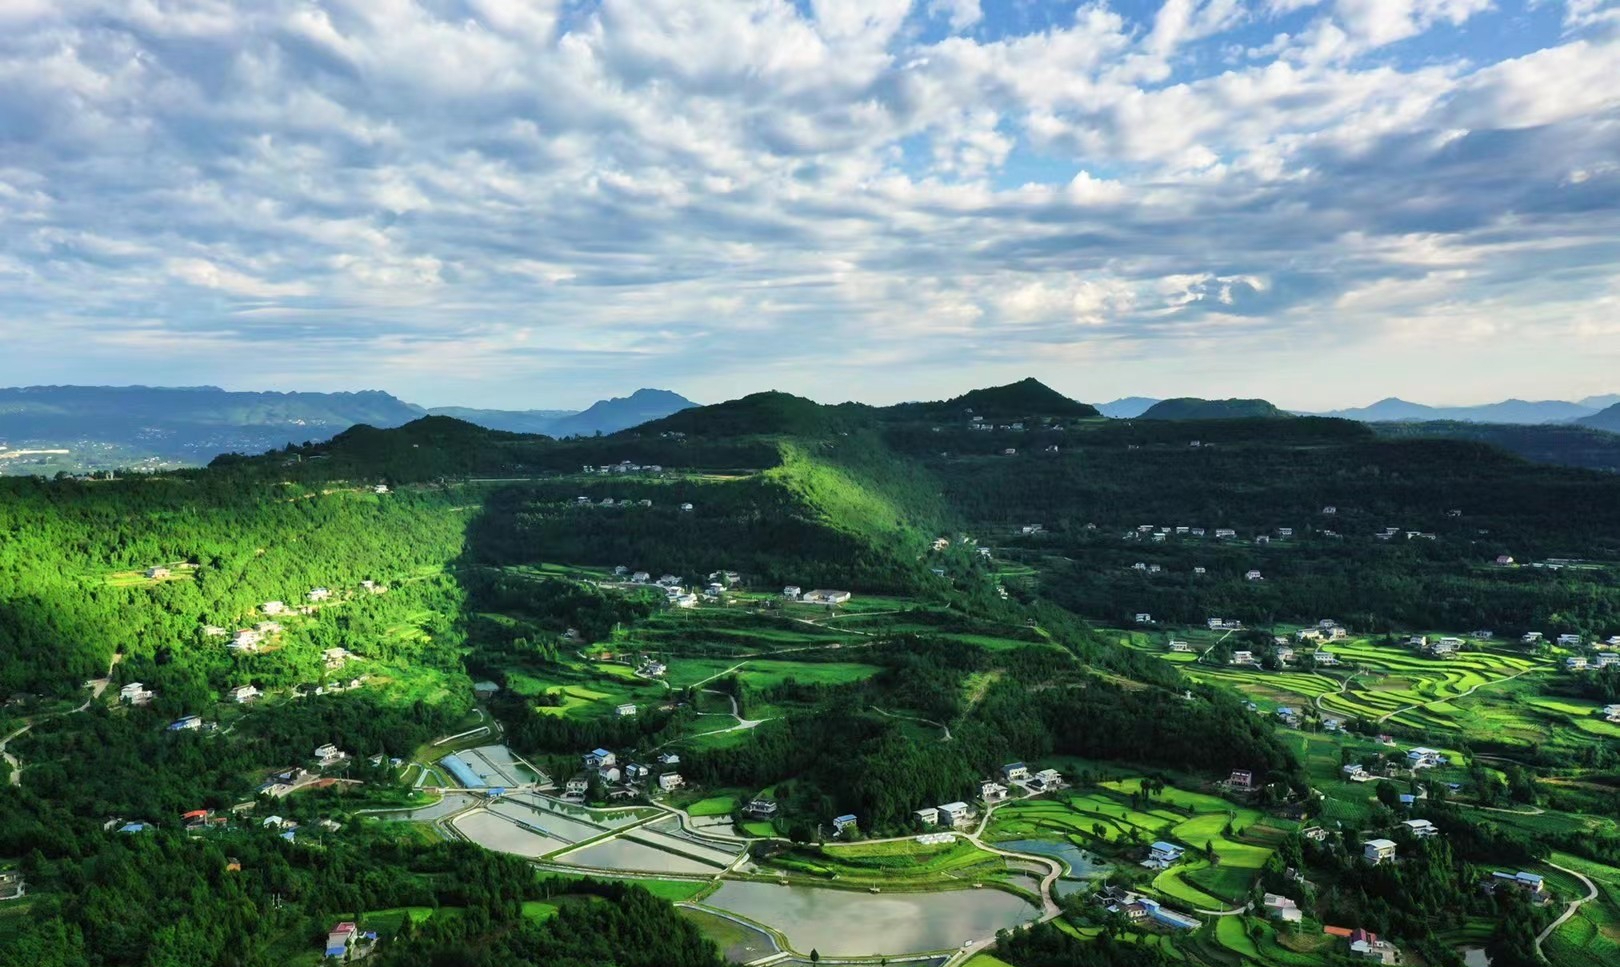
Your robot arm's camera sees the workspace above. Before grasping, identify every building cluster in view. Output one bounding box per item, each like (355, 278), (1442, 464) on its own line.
(580, 460), (665, 475)
(566, 749), (684, 802)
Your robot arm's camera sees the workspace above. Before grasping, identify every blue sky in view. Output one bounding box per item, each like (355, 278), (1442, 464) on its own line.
(0, 0), (1617, 410)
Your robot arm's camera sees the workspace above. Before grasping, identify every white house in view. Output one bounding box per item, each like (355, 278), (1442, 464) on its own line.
(1604, 704), (1620, 723)
(1002, 762), (1030, 782)
(1145, 841), (1185, 869)
(1342, 764), (1371, 782)
(1230, 650), (1255, 665)
(672, 594), (698, 609)
(1034, 768), (1063, 789)
(615, 703), (637, 717)
(1167, 640), (1192, 652)
(168, 715), (202, 731)
(1401, 818), (1439, 839)
(261, 601), (286, 615)
(307, 587), (332, 602)
(832, 813), (858, 834)
(1245, 570), (1264, 581)
(564, 777), (589, 797)
(119, 682), (152, 704)
(914, 807), (940, 826)
(679, 503), (694, 512)
(657, 773), (684, 792)
(1363, 838), (1398, 864)
(1557, 633), (1584, 646)
(1215, 528), (1236, 539)
(980, 781), (1009, 802)
(229, 685), (261, 703)
(1407, 747), (1446, 769)
(1263, 894), (1302, 923)
(1315, 650), (1340, 666)
(585, 749), (616, 769)
(782, 585), (802, 598)
(631, 571), (651, 583)
(1134, 613), (1154, 624)
(937, 802), (970, 827)
(802, 589), (852, 605)
(1566, 656), (1588, 671)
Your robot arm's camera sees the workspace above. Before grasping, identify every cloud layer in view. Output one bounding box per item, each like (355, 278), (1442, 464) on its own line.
(1, 0), (1617, 408)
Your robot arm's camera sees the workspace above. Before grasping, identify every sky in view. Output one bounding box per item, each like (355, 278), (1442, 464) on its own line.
(1, 1), (1618, 411)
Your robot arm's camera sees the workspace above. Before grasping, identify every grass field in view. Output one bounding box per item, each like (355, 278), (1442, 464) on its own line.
(764, 836), (1005, 883)
(684, 795), (738, 818)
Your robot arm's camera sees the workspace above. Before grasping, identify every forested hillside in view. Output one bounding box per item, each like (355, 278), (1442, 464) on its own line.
(6, 383), (1620, 967)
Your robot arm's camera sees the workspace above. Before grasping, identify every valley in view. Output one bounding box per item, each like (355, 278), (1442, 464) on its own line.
(2, 381), (1620, 967)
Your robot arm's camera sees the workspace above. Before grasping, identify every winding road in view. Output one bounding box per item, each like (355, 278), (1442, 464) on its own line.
(1535, 861), (1598, 958)
(0, 658), (115, 787)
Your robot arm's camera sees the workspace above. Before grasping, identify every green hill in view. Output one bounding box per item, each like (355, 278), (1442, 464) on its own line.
(1139, 397), (1289, 420)
(887, 377), (1099, 420)
(626, 390), (871, 437)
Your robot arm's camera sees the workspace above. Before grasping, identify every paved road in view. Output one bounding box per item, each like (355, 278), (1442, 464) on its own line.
(1536, 861), (1598, 957)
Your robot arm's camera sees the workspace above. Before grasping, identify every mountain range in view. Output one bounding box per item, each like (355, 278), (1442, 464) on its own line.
(0, 385), (698, 475)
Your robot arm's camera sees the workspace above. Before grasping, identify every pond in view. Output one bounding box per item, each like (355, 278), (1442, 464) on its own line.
(489, 799), (605, 843)
(366, 792), (478, 822)
(703, 881), (1037, 956)
(630, 830), (741, 866)
(453, 810), (567, 857)
(509, 793), (653, 828)
(995, 839), (1111, 879)
(558, 836), (725, 874)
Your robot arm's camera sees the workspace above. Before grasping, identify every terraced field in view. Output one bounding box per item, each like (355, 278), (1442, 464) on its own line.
(1124, 632), (1553, 739)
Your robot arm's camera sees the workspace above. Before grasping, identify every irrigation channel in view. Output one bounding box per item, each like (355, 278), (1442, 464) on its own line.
(370, 741), (1080, 964)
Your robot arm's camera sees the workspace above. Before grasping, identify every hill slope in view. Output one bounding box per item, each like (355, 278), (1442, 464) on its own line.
(1140, 397), (1288, 420)
(1576, 402), (1620, 434)
(628, 391), (870, 437)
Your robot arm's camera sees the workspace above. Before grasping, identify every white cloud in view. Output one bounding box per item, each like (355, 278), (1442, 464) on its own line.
(0, 0), (1614, 407)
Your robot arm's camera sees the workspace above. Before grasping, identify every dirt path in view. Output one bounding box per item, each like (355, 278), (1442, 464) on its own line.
(1535, 861), (1598, 957)
(869, 705), (952, 741)
(1314, 672), (1360, 712)
(1374, 666), (1543, 724)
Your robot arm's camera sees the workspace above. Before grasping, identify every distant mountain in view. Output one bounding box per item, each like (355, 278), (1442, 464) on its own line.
(547, 388), (698, 437)
(1577, 403), (1620, 434)
(1323, 397), (1600, 424)
(428, 389), (696, 438)
(1095, 397), (1160, 419)
(0, 385), (426, 473)
(426, 406), (575, 434)
(1579, 394), (1620, 411)
(630, 391), (868, 437)
(1140, 398), (1288, 420)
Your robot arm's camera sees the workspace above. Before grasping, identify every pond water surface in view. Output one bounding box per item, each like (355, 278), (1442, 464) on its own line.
(453, 811), (566, 857)
(703, 881), (1036, 955)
